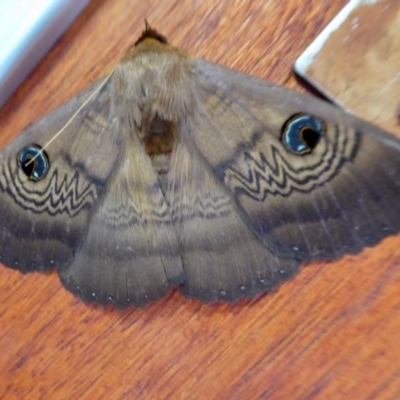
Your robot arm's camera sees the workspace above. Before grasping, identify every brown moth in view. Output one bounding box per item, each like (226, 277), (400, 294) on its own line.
(0, 26), (400, 308)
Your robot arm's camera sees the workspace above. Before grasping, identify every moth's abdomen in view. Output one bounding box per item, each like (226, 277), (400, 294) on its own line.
(143, 117), (175, 155)
(142, 116), (176, 180)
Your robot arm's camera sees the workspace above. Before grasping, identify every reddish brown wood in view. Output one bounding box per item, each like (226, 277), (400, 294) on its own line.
(1, 1), (399, 399)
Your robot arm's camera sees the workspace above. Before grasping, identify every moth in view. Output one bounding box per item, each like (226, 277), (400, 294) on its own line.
(0, 26), (399, 308)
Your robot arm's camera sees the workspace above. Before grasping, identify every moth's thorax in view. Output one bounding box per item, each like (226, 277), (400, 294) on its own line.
(112, 39), (195, 124)
(112, 39), (194, 177)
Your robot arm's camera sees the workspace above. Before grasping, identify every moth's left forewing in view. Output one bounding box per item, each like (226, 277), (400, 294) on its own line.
(0, 79), (120, 272)
(58, 128), (185, 308)
(58, 54), (186, 308)
(188, 58), (400, 261)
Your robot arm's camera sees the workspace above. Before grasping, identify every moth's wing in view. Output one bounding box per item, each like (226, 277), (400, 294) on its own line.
(58, 129), (184, 308)
(166, 136), (299, 302)
(189, 59), (400, 261)
(0, 79), (121, 272)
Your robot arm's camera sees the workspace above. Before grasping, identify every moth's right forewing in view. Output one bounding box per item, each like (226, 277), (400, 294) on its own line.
(189, 58), (400, 261)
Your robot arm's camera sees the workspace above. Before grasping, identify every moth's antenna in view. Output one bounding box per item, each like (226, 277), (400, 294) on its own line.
(25, 69), (114, 167)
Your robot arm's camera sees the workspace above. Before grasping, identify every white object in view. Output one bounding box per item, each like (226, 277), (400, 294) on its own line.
(0, 0), (90, 107)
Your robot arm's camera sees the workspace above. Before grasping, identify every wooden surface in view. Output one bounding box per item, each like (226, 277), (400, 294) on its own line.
(1, 1), (399, 398)
(298, 0), (400, 137)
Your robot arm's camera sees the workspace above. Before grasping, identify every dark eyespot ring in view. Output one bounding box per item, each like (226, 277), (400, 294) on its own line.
(281, 114), (326, 154)
(17, 144), (49, 181)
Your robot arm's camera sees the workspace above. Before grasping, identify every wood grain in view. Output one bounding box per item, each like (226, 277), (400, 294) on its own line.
(1, 1), (399, 399)
(303, 0), (400, 137)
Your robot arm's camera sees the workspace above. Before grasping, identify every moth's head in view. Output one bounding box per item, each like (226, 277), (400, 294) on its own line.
(134, 22), (168, 47)
(123, 22), (173, 60)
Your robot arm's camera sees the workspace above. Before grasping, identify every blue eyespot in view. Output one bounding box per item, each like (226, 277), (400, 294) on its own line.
(281, 114), (325, 154)
(18, 144), (49, 181)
